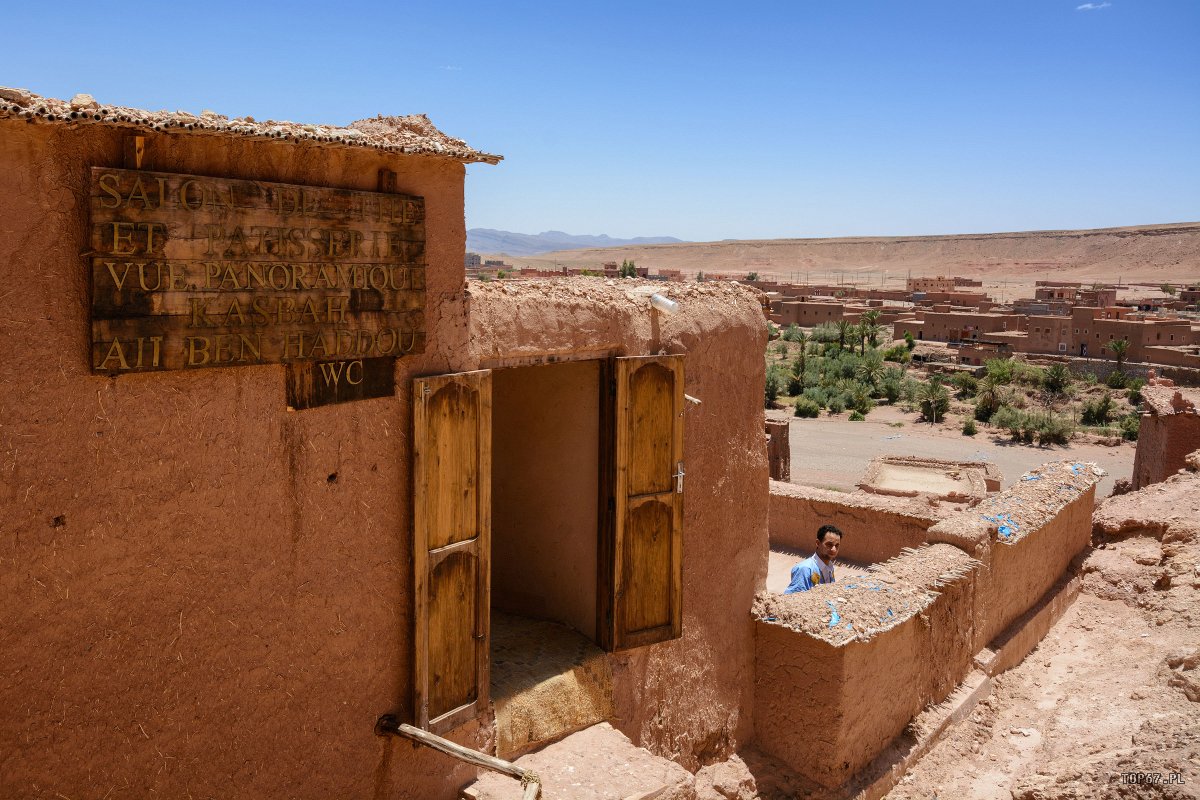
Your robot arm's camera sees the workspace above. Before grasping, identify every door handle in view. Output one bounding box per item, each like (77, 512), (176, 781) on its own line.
(672, 461), (685, 494)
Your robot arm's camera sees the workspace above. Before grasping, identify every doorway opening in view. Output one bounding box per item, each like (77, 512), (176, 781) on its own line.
(488, 360), (611, 755)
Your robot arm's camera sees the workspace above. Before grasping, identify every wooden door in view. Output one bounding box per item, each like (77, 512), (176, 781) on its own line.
(599, 355), (685, 651)
(413, 370), (491, 733)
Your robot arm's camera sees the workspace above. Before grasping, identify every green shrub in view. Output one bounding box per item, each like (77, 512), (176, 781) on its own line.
(782, 324), (803, 342)
(1080, 371), (1098, 385)
(1127, 378), (1145, 407)
(765, 366), (782, 407)
(1042, 364), (1073, 395)
(802, 386), (827, 407)
(904, 331), (916, 350)
(827, 396), (846, 414)
(1119, 414), (1140, 441)
(1080, 394), (1114, 426)
(882, 345), (911, 364)
(794, 397), (821, 418)
(1014, 362), (1046, 387)
(1106, 370), (1128, 389)
(811, 322), (840, 344)
(992, 405), (1024, 435)
(774, 342), (789, 357)
(767, 322), (779, 339)
(962, 418), (978, 436)
(848, 410), (866, 421)
(1036, 413), (1074, 446)
(952, 373), (978, 399)
(985, 358), (1017, 384)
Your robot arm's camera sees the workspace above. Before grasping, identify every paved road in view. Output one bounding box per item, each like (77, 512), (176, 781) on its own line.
(780, 405), (1133, 498)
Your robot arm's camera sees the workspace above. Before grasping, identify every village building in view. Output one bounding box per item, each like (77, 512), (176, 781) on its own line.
(892, 310), (1025, 343)
(906, 275), (957, 293)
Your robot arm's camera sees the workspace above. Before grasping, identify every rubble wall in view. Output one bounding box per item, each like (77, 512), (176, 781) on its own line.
(768, 481), (939, 564)
(0, 118), (488, 799)
(470, 279), (770, 770)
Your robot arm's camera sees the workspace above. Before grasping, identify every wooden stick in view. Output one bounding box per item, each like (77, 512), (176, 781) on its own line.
(376, 717), (541, 797)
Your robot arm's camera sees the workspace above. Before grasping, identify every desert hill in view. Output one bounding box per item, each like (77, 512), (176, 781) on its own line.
(489, 222), (1200, 287)
(466, 228), (683, 256)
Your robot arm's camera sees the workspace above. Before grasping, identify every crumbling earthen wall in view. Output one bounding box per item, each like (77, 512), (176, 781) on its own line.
(753, 544), (976, 788)
(1132, 387), (1200, 489)
(0, 117), (487, 799)
(768, 480), (940, 564)
(469, 279), (770, 770)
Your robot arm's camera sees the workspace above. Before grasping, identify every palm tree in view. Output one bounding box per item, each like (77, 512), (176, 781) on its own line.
(855, 351), (885, 390)
(861, 309), (883, 349)
(1109, 338), (1130, 372)
(918, 378), (951, 424)
(836, 319), (853, 351)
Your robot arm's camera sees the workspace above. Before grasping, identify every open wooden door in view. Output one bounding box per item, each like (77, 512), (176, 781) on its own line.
(599, 355), (685, 651)
(413, 370), (491, 733)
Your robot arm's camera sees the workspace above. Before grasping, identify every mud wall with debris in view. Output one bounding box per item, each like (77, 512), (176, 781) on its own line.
(0, 116), (489, 799)
(469, 279), (770, 770)
(946, 462), (1101, 651)
(753, 544), (976, 788)
(768, 481), (940, 564)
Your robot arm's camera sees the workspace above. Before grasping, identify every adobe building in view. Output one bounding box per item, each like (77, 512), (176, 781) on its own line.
(892, 310), (1025, 343)
(0, 89), (769, 798)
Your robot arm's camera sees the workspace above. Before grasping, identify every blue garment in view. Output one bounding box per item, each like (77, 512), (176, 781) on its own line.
(784, 554), (835, 594)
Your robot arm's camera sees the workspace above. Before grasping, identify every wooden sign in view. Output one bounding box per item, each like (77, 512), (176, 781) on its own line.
(89, 168), (426, 374)
(285, 356), (396, 410)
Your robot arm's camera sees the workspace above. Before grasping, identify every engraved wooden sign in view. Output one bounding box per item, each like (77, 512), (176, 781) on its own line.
(89, 168), (426, 374)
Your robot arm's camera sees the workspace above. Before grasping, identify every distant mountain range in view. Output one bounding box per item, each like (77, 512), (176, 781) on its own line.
(467, 229), (684, 257)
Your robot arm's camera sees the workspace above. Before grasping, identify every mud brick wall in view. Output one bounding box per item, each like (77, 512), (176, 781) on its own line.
(0, 113), (769, 797)
(753, 544), (977, 789)
(768, 481), (940, 564)
(0, 116), (484, 799)
(927, 461), (1101, 653)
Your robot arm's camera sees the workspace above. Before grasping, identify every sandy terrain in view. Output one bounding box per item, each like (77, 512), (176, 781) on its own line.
(485, 222), (1200, 288)
(773, 405), (1134, 498)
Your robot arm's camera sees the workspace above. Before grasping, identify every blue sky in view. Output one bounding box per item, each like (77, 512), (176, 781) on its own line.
(3, 1), (1197, 240)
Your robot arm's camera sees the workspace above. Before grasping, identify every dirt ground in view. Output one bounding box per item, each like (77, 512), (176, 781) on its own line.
(774, 405), (1134, 498)
(883, 473), (1200, 800)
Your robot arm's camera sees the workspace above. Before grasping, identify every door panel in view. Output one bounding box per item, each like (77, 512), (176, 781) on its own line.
(599, 355), (684, 651)
(413, 370), (491, 733)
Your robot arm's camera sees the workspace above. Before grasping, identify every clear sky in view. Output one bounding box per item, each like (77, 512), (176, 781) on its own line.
(3, 1), (1197, 241)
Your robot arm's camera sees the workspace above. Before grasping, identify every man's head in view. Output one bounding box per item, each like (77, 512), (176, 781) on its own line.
(815, 524), (843, 564)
